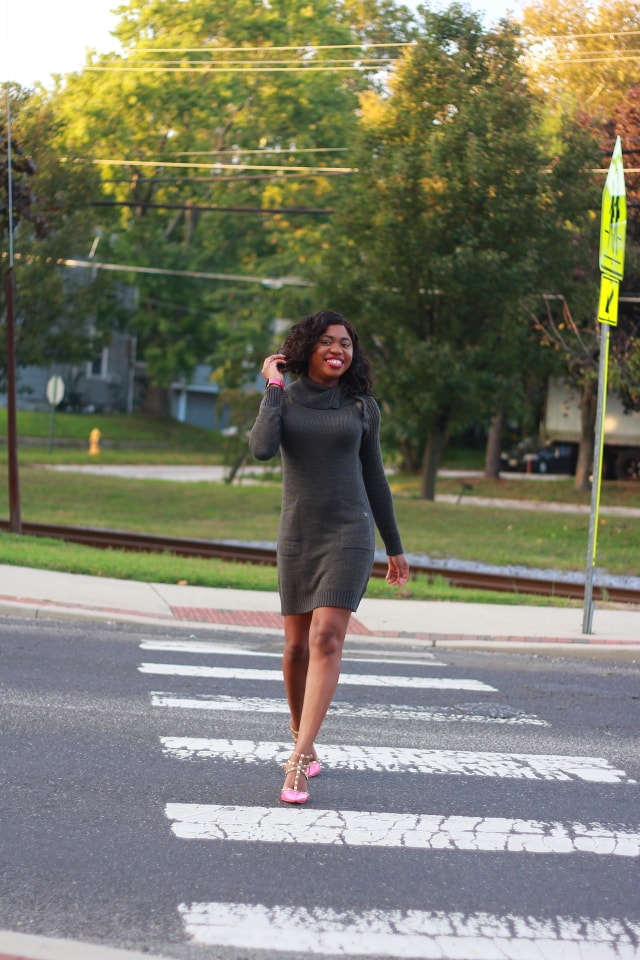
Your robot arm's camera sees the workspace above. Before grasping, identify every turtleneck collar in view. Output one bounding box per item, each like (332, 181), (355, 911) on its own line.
(288, 375), (343, 409)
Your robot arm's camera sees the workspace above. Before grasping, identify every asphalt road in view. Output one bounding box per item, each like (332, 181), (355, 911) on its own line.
(1, 616), (639, 959)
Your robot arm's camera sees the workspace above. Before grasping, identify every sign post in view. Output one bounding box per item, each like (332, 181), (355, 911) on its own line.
(582, 137), (626, 634)
(46, 375), (65, 453)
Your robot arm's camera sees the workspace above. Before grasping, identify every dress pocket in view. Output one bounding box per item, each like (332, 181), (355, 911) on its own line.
(339, 508), (374, 551)
(278, 503), (302, 556)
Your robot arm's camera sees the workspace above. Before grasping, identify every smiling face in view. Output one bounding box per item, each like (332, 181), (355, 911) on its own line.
(306, 324), (354, 386)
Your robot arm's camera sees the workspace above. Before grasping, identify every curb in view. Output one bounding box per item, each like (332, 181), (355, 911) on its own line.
(1, 598), (638, 650)
(0, 930), (169, 960)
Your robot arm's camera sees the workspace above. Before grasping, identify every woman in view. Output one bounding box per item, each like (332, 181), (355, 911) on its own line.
(249, 309), (409, 804)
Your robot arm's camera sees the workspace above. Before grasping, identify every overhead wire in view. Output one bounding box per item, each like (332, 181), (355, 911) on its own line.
(83, 40), (408, 73)
(84, 158), (356, 173)
(526, 29), (640, 41)
(169, 148), (349, 154)
(121, 42), (415, 52)
(86, 64), (393, 73)
(61, 258), (313, 288)
(89, 200), (334, 214)
(100, 173), (347, 183)
(546, 53), (640, 63)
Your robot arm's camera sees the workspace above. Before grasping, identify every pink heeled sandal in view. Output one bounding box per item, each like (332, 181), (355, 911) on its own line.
(280, 752), (313, 804)
(290, 725), (322, 778)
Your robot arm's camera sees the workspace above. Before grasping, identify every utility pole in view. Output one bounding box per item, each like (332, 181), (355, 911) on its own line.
(2, 89), (22, 531)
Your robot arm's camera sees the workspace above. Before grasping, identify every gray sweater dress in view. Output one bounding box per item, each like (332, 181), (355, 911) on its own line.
(248, 375), (404, 615)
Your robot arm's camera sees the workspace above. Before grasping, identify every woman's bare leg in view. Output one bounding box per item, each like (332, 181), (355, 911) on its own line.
(282, 606), (351, 793)
(282, 612), (312, 733)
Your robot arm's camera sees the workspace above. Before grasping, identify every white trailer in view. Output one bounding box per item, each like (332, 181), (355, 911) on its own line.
(544, 378), (640, 480)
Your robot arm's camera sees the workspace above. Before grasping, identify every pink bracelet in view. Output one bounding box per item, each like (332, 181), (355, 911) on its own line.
(267, 378), (284, 389)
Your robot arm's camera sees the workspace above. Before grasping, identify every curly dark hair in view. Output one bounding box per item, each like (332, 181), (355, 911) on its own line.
(280, 309), (373, 397)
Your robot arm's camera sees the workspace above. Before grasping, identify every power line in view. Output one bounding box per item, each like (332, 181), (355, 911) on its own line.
(86, 64), (393, 73)
(61, 258), (314, 288)
(547, 53), (640, 63)
(89, 200), (334, 214)
(100, 172), (347, 183)
(169, 148), (349, 155)
(100, 172), (346, 183)
(85, 158), (356, 173)
(122, 42), (414, 52)
(549, 47), (640, 56)
(530, 29), (640, 41)
(100, 57), (393, 66)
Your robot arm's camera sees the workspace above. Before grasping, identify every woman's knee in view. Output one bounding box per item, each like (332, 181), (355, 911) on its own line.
(309, 619), (347, 658)
(283, 635), (309, 662)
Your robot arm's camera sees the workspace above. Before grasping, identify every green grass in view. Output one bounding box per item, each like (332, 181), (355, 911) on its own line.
(1, 410), (638, 603)
(0, 532), (578, 607)
(0, 409), (223, 460)
(3, 467), (638, 577)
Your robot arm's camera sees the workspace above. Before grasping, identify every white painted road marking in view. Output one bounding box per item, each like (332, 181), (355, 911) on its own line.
(159, 738), (634, 782)
(150, 692), (548, 725)
(139, 663), (496, 691)
(166, 803), (640, 856)
(178, 902), (640, 958)
(140, 639), (446, 666)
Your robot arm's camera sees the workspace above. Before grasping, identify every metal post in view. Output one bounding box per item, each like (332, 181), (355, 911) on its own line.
(4, 85), (22, 532)
(5, 267), (22, 533)
(582, 323), (609, 634)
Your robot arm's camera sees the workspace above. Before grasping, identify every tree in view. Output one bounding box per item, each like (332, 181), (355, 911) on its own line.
(602, 89), (640, 422)
(47, 0), (414, 390)
(1, 85), (117, 384)
(531, 94), (640, 491)
(520, 0), (640, 120)
(319, 5), (565, 498)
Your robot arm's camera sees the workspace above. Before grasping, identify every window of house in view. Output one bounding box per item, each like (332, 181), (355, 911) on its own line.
(87, 348), (109, 379)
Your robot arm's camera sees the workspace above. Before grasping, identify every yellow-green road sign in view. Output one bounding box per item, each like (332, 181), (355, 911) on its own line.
(599, 136), (626, 281)
(598, 274), (619, 326)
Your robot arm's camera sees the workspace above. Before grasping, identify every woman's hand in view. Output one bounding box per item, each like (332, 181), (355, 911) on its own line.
(386, 554), (409, 587)
(261, 353), (287, 382)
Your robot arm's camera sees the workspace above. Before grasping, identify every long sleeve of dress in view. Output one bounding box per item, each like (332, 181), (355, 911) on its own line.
(359, 396), (404, 557)
(248, 385), (284, 461)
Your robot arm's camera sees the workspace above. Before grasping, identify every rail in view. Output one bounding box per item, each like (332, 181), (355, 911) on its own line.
(2, 520), (639, 605)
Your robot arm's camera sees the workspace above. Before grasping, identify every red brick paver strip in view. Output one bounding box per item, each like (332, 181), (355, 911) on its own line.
(170, 606), (371, 633)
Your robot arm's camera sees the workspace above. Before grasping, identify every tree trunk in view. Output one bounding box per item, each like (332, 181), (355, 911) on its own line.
(420, 415), (449, 500)
(484, 412), (503, 479)
(574, 381), (597, 493)
(141, 383), (171, 418)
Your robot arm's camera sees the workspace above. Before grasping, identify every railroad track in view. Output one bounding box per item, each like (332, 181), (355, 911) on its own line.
(2, 519), (639, 605)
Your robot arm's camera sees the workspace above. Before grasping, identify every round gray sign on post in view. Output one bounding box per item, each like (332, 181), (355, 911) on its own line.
(46, 375), (65, 407)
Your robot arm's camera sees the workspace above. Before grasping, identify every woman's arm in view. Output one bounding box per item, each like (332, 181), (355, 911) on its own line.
(248, 353), (287, 461)
(359, 397), (405, 558)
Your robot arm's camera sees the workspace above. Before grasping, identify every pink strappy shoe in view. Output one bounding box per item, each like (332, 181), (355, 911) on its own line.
(280, 752), (313, 804)
(290, 725), (322, 778)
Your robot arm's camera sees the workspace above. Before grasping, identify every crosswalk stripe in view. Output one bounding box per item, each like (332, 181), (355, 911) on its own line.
(177, 902), (640, 958)
(139, 662), (496, 691)
(166, 803), (640, 856)
(150, 692), (548, 725)
(159, 737), (634, 782)
(140, 639), (446, 666)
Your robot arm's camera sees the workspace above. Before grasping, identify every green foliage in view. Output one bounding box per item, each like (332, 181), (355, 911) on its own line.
(1, 85), (121, 378)
(46, 0), (414, 387)
(2, 467), (639, 576)
(320, 6), (574, 492)
(521, 0), (640, 119)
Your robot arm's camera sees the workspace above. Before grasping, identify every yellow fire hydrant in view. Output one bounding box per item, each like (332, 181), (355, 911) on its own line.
(88, 427), (102, 456)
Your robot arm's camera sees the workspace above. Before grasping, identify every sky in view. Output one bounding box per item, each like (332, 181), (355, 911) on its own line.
(2, 0), (524, 89)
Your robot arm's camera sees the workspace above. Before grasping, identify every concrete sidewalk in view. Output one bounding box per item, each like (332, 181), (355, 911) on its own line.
(1, 563), (638, 650)
(0, 930), (170, 960)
